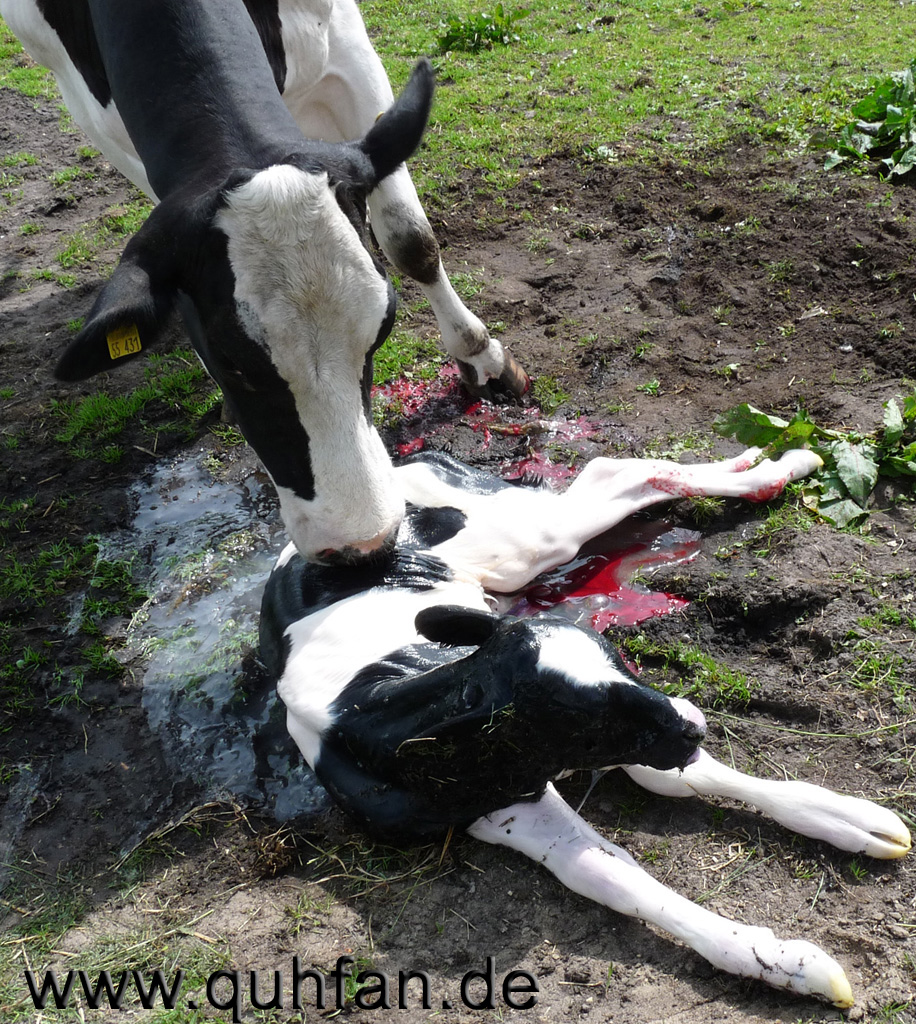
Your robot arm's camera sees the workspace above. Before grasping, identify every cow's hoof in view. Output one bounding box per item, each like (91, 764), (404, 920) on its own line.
(458, 351), (530, 404)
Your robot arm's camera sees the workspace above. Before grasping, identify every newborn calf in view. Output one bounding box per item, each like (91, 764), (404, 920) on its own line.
(260, 448), (911, 1007)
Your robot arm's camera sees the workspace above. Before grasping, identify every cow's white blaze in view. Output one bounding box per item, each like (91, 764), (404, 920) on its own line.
(217, 165), (403, 557)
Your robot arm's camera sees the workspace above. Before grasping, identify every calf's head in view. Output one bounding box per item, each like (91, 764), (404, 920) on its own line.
(54, 60), (436, 563)
(414, 606), (708, 776)
(318, 605), (708, 840)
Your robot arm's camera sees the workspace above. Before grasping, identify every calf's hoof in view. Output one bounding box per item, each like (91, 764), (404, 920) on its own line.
(458, 350), (530, 403)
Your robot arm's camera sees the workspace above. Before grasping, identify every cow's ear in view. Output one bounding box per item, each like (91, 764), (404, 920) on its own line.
(55, 216), (178, 381)
(217, 168), (257, 202)
(415, 604), (500, 647)
(359, 58), (434, 184)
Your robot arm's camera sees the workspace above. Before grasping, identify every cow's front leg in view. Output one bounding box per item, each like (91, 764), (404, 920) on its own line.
(297, 0), (528, 400)
(469, 784), (854, 1007)
(623, 749), (911, 859)
(366, 168), (528, 400)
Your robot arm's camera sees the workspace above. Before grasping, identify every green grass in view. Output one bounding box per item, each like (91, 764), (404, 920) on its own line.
(0, 20), (56, 98)
(0, 542), (144, 627)
(359, 0), (913, 197)
(56, 200), (153, 270)
(1, 151), (37, 168)
(622, 633), (755, 706)
(49, 164), (93, 189)
(749, 490), (814, 556)
(1, 3), (909, 200)
(0, 537), (147, 722)
(50, 349), (220, 459)
(642, 429), (715, 460)
(372, 324), (444, 385)
(531, 374), (570, 414)
(437, 4), (530, 53)
(28, 267), (76, 289)
(0, 539), (95, 607)
(841, 602), (915, 711)
(0, 168), (23, 203)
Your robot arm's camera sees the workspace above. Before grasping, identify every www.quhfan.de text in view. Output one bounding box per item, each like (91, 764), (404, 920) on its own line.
(25, 955), (539, 1020)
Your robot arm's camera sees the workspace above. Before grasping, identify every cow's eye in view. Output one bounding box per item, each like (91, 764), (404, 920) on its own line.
(231, 368), (258, 392)
(216, 352), (258, 391)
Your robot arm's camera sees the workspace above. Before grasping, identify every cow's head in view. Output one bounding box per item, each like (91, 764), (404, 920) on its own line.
(54, 60), (436, 563)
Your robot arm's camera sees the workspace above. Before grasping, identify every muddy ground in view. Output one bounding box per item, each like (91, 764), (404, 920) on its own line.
(1, 79), (915, 1024)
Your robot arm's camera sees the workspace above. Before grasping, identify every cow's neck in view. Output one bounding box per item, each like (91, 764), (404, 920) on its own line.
(87, 0), (305, 197)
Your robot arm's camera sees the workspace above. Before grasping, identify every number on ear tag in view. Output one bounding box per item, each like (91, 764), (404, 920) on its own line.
(106, 324), (142, 361)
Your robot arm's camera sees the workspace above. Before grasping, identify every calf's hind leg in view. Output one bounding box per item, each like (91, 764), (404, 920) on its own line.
(420, 447), (823, 594)
(469, 784), (854, 1007)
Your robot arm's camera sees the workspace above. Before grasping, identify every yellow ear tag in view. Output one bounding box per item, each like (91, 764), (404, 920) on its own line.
(106, 323), (142, 361)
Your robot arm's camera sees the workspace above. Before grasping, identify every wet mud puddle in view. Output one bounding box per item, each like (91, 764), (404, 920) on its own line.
(112, 379), (700, 825)
(109, 451), (324, 821)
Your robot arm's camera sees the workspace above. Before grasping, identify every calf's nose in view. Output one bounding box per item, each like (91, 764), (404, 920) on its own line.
(670, 696), (708, 743)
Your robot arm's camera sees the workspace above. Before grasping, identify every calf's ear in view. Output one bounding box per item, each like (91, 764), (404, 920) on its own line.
(359, 58), (435, 185)
(55, 209), (179, 381)
(415, 605), (500, 647)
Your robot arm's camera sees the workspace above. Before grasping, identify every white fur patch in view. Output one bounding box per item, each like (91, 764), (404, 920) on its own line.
(279, 579), (490, 766)
(535, 625), (635, 688)
(274, 541), (298, 569)
(276, 0), (334, 111)
(3, 0), (152, 193)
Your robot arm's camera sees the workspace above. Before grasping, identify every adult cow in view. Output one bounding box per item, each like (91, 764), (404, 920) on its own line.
(1, 0), (527, 562)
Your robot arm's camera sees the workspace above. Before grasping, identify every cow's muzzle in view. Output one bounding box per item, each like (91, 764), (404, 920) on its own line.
(314, 528), (398, 566)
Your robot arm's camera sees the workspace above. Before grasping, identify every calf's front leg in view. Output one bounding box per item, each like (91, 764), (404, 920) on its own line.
(469, 783), (854, 1007)
(623, 749), (911, 859)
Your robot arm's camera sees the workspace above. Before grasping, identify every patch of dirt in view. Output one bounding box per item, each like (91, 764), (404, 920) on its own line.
(1, 84), (914, 1023)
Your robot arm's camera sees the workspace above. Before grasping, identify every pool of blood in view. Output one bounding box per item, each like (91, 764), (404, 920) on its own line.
(509, 519), (699, 632)
(374, 365), (471, 457)
(375, 367), (696, 632)
(375, 366), (601, 485)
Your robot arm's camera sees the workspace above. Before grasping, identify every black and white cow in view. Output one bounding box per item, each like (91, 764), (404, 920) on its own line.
(260, 448), (912, 1007)
(1, 0), (527, 562)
